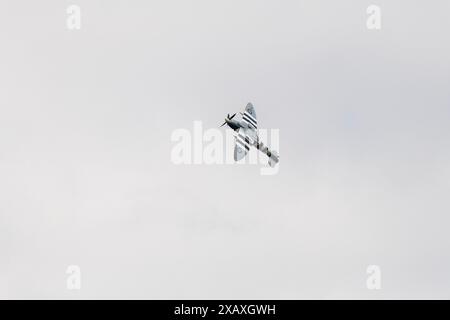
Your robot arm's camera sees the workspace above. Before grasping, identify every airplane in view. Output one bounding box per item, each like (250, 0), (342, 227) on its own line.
(220, 102), (279, 167)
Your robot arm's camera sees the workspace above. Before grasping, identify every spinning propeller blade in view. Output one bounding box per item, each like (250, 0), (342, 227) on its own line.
(220, 113), (236, 127)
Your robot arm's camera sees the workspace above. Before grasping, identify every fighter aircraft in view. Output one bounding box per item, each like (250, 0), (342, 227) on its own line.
(220, 102), (279, 167)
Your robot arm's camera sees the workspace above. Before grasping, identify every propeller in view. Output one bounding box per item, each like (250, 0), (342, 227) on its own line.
(220, 113), (236, 127)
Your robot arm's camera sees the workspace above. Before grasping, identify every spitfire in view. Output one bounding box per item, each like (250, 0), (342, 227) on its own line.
(220, 102), (279, 167)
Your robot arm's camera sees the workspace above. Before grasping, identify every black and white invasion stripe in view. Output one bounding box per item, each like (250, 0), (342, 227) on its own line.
(236, 133), (250, 151)
(243, 112), (257, 129)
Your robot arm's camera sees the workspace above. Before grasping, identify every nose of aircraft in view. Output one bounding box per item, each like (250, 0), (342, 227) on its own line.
(220, 113), (237, 127)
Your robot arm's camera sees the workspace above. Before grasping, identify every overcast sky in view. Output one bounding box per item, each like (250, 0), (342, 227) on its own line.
(1, 0), (450, 299)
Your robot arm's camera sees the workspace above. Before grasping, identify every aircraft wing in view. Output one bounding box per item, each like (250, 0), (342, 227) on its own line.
(242, 102), (257, 130)
(234, 128), (250, 161)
